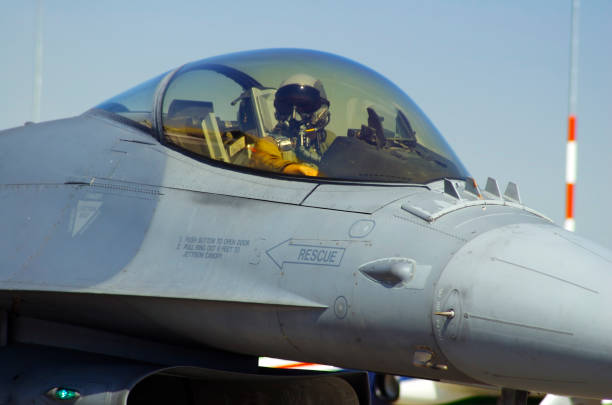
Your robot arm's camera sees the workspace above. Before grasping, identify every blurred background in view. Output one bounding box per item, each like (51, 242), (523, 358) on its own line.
(1, 0), (610, 247)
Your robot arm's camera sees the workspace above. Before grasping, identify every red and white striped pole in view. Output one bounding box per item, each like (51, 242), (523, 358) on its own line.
(565, 115), (577, 231)
(565, 0), (580, 232)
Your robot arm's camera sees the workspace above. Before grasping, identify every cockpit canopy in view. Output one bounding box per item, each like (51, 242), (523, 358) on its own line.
(95, 49), (469, 184)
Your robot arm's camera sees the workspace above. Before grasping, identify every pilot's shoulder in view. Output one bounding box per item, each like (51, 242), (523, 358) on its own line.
(250, 135), (285, 161)
(256, 136), (281, 150)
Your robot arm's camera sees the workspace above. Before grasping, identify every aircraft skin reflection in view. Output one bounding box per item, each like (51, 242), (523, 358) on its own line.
(1, 49), (612, 404)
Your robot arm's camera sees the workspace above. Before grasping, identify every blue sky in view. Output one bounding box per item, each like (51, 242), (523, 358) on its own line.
(1, 0), (611, 247)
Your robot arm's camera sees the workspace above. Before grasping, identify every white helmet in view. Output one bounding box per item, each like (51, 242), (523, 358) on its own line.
(273, 74), (330, 131)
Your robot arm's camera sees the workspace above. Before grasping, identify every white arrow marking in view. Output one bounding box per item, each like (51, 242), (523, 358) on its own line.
(72, 200), (102, 237)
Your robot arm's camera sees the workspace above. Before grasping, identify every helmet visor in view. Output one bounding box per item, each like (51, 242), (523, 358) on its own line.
(275, 84), (322, 116)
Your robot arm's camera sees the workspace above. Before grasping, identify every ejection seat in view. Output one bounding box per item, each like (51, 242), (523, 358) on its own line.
(164, 99), (247, 164)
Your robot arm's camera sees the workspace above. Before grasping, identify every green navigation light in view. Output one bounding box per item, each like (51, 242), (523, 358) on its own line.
(52, 387), (80, 400)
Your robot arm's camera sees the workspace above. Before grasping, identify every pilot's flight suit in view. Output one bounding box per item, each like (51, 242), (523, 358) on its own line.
(250, 131), (336, 174)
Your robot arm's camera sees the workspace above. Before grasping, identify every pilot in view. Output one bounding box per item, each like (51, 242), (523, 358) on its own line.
(250, 74), (335, 177)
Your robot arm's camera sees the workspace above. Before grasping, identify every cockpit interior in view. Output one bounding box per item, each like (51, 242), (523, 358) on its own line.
(94, 49), (469, 184)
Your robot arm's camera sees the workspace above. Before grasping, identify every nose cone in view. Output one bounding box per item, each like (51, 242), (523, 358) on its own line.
(434, 223), (612, 398)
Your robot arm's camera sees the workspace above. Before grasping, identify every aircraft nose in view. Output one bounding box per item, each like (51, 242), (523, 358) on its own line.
(433, 223), (612, 398)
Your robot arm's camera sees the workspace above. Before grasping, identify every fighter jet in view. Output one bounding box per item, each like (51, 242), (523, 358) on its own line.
(1, 48), (612, 404)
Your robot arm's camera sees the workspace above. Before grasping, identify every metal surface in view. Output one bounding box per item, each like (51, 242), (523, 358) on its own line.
(301, 184), (422, 213)
(503, 181), (522, 203)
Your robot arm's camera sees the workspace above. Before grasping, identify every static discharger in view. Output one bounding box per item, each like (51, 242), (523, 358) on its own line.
(465, 177), (482, 199)
(484, 177), (502, 199)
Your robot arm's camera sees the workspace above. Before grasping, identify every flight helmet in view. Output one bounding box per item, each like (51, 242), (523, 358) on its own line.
(273, 74), (330, 134)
